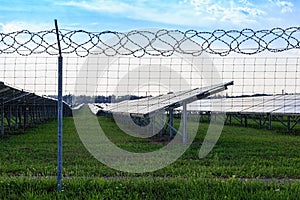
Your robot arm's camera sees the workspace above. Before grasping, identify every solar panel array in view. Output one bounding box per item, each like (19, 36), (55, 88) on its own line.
(90, 81), (233, 116)
(187, 95), (300, 116)
(0, 81), (71, 135)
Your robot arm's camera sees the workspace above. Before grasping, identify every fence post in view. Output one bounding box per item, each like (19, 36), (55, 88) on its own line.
(55, 19), (63, 192)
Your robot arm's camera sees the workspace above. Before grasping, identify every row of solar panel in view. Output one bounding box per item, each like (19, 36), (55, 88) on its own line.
(1, 81), (72, 134)
(186, 95), (300, 115)
(90, 81), (234, 116)
(0, 81), (73, 111)
(90, 82), (299, 117)
(1, 82), (57, 106)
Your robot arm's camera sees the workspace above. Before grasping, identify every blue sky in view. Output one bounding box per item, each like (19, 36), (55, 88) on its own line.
(0, 0), (299, 32)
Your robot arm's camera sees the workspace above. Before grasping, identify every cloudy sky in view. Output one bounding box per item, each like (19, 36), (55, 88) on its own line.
(0, 0), (299, 32)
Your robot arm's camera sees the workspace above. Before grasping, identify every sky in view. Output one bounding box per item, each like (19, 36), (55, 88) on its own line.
(0, 0), (299, 33)
(0, 0), (299, 96)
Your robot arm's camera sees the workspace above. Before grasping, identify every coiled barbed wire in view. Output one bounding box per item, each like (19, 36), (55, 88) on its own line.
(0, 27), (299, 57)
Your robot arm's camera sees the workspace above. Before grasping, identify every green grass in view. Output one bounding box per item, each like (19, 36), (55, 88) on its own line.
(1, 177), (300, 200)
(1, 116), (300, 199)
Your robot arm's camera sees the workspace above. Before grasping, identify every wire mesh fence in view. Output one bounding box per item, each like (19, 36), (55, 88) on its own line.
(1, 27), (300, 135)
(1, 26), (300, 193)
(1, 55), (299, 96)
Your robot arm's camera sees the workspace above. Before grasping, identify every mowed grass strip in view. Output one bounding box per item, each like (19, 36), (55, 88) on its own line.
(1, 177), (300, 200)
(1, 116), (300, 178)
(1, 116), (300, 199)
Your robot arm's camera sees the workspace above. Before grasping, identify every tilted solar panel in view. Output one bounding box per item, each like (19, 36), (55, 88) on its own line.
(92, 81), (234, 116)
(185, 94), (300, 115)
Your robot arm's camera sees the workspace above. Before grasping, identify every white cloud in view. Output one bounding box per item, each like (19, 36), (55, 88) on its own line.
(58, 0), (263, 28)
(55, 0), (295, 29)
(207, 4), (225, 15)
(188, 0), (265, 25)
(57, 0), (213, 27)
(268, 0), (294, 13)
(0, 21), (53, 33)
(190, 0), (212, 13)
(59, 0), (131, 13)
(238, 0), (252, 6)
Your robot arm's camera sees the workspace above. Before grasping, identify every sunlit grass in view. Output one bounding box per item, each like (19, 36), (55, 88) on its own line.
(1, 116), (300, 199)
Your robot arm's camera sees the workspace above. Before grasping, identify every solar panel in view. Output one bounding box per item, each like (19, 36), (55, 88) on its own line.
(185, 94), (300, 115)
(187, 96), (269, 113)
(1, 81), (72, 134)
(89, 103), (100, 115)
(271, 95), (300, 115)
(92, 81), (234, 116)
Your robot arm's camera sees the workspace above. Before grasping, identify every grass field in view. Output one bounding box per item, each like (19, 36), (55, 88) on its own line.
(1, 116), (300, 199)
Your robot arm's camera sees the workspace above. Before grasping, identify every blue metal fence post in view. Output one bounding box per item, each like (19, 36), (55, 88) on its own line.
(55, 19), (63, 191)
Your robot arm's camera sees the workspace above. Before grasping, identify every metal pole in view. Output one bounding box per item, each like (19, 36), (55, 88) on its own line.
(55, 19), (63, 191)
(182, 102), (187, 143)
(259, 115), (262, 129)
(169, 109), (174, 139)
(268, 114), (272, 130)
(244, 115), (248, 127)
(1, 98), (4, 136)
(7, 105), (11, 131)
(152, 116), (155, 136)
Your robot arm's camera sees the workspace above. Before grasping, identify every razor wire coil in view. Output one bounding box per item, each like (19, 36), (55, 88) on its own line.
(0, 27), (299, 57)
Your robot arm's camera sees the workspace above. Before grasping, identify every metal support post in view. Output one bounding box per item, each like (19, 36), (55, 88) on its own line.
(287, 116), (291, 131)
(152, 116), (155, 136)
(7, 105), (11, 131)
(207, 112), (211, 123)
(169, 109), (174, 139)
(182, 102), (187, 144)
(268, 114), (272, 130)
(244, 115), (248, 127)
(1, 98), (4, 136)
(259, 115), (262, 129)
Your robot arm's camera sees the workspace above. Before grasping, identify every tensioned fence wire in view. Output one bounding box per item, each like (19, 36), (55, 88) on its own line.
(1, 27), (300, 113)
(0, 27), (300, 188)
(1, 27), (300, 135)
(0, 27), (300, 57)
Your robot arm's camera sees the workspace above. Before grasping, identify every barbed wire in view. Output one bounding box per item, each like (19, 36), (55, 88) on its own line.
(0, 27), (299, 57)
